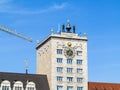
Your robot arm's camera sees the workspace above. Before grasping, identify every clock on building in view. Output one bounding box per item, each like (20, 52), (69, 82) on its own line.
(64, 42), (75, 59)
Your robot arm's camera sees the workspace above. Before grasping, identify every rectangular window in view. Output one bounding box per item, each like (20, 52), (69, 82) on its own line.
(67, 77), (73, 82)
(28, 87), (34, 90)
(77, 68), (83, 74)
(67, 59), (72, 64)
(77, 59), (82, 65)
(67, 68), (73, 73)
(57, 76), (63, 82)
(57, 67), (63, 73)
(77, 51), (82, 56)
(67, 86), (73, 90)
(15, 87), (22, 90)
(77, 78), (83, 83)
(57, 58), (63, 63)
(77, 87), (83, 90)
(57, 49), (62, 54)
(57, 86), (63, 90)
(2, 86), (9, 90)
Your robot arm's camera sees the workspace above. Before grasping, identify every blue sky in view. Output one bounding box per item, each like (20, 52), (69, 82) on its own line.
(0, 0), (120, 83)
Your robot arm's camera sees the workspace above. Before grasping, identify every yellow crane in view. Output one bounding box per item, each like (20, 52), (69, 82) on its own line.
(0, 25), (32, 42)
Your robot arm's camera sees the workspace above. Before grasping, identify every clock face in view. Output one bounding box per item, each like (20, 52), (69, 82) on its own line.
(66, 49), (73, 56)
(64, 47), (75, 59)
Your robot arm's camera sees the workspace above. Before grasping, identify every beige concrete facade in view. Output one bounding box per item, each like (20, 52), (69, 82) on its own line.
(36, 32), (88, 90)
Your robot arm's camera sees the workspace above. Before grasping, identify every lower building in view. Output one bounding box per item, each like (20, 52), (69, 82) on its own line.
(88, 82), (120, 90)
(0, 72), (49, 90)
(0, 72), (120, 90)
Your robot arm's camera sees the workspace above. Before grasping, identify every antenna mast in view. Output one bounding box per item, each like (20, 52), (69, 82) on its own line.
(24, 60), (29, 74)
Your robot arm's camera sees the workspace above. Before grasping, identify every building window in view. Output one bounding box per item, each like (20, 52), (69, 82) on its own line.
(67, 77), (73, 82)
(76, 59), (82, 65)
(57, 67), (63, 73)
(57, 76), (63, 82)
(57, 58), (63, 63)
(67, 68), (73, 73)
(26, 82), (36, 90)
(1, 80), (11, 90)
(77, 68), (83, 74)
(2, 86), (10, 90)
(77, 87), (83, 90)
(27, 87), (34, 90)
(67, 59), (72, 64)
(57, 49), (62, 54)
(13, 81), (23, 90)
(77, 51), (82, 56)
(77, 78), (83, 83)
(57, 86), (63, 90)
(67, 86), (73, 90)
(15, 87), (22, 90)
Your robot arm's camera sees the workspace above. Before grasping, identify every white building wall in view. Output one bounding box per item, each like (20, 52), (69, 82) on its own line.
(36, 32), (88, 90)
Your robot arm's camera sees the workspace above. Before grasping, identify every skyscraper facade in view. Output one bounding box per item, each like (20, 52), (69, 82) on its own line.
(36, 21), (88, 90)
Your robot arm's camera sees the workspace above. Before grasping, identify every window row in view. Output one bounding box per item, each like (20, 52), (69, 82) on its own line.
(57, 58), (83, 65)
(57, 67), (83, 74)
(2, 86), (34, 90)
(57, 49), (82, 56)
(1, 80), (36, 90)
(57, 86), (83, 90)
(57, 76), (83, 83)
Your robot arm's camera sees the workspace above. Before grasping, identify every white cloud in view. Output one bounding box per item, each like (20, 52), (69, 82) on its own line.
(0, 0), (12, 4)
(51, 3), (67, 10)
(0, 0), (13, 13)
(0, 2), (68, 14)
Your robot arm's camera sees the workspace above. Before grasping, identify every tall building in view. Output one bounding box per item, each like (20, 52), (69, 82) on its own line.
(36, 21), (88, 90)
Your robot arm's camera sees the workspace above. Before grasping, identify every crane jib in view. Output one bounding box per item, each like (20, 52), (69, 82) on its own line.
(0, 25), (32, 42)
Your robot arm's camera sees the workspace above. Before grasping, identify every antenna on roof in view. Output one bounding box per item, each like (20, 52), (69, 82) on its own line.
(57, 24), (61, 33)
(62, 24), (65, 32)
(24, 60), (29, 74)
(73, 26), (76, 33)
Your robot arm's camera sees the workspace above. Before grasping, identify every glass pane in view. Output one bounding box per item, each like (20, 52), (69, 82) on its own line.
(57, 86), (63, 90)
(67, 86), (73, 90)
